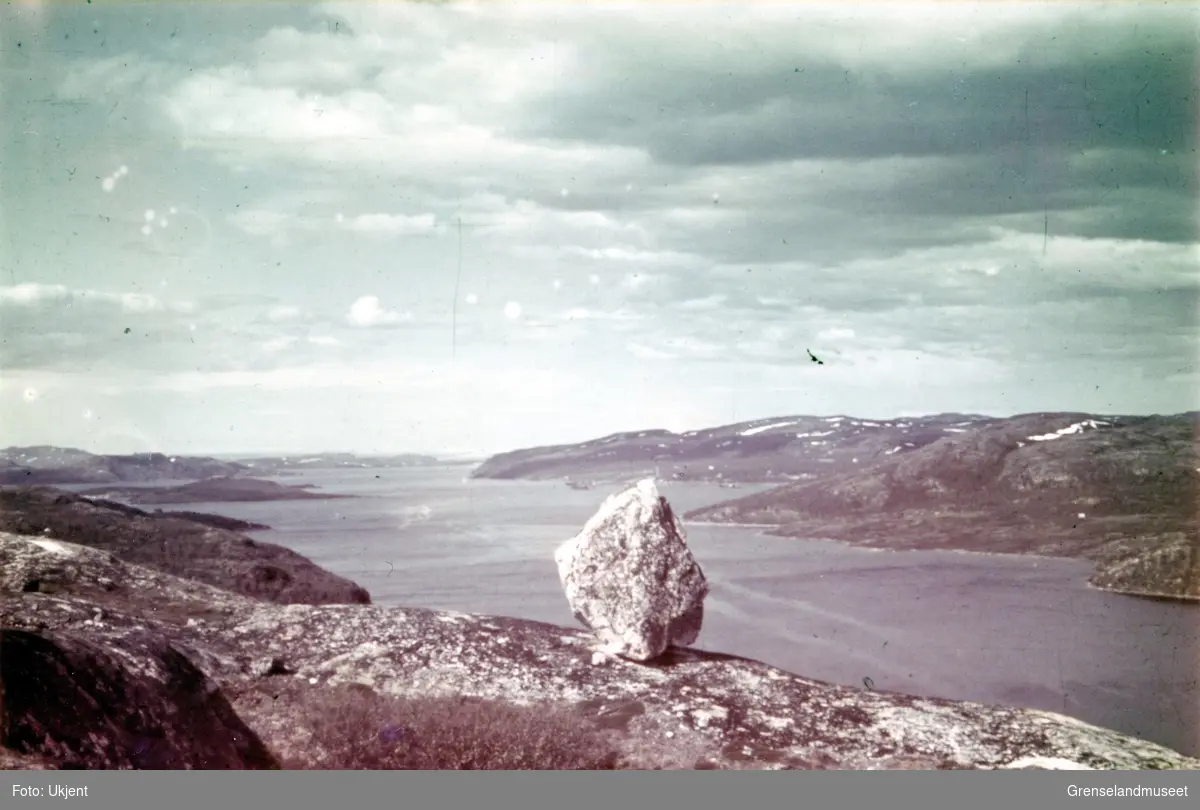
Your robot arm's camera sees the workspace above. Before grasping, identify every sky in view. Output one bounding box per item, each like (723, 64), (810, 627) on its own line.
(1, 0), (1197, 457)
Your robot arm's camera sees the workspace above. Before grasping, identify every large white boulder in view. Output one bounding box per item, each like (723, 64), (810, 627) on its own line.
(554, 478), (708, 662)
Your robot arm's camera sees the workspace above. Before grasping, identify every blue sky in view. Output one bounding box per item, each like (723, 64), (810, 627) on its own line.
(1, 1), (1196, 456)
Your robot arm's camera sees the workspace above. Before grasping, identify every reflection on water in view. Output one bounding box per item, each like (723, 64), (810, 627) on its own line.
(148, 465), (1198, 757)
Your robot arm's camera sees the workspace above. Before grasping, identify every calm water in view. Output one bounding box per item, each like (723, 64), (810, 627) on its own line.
(145, 465), (1198, 757)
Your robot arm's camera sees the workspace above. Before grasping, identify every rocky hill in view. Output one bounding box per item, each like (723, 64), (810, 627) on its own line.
(471, 413), (1000, 484)
(0, 486), (368, 605)
(2, 528), (1196, 770)
(0, 446), (249, 486)
(79, 476), (354, 505)
(685, 412), (1199, 600)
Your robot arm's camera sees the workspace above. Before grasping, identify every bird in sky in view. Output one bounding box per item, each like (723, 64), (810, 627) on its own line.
(807, 349), (824, 365)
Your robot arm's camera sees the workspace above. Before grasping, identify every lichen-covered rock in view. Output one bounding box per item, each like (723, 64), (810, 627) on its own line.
(1, 627), (279, 769)
(555, 479), (708, 661)
(2, 531), (1197, 771)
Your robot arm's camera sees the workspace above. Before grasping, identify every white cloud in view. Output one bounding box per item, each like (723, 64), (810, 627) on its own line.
(626, 342), (675, 361)
(338, 212), (438, 236)
(662, 336), (725, 358)
(561, 245), (701, 267)
(620, 273), (656, 292)
(817, 327), (857, 342)
(0, 283), (69, 304)
(68, 360), (568, 397)
(347, 295), (409, 327)
(163, 55), (641, 184)
(58, 54), (173, 100)
(558, 307), (643, 323)
(267, 305), (302, 322)
(0, 283), (185, 314)
(262, 336), (297, 353)
(232, 209), (438, 241)
(674, 295), (727, 311)
(230, 209), (293, 238)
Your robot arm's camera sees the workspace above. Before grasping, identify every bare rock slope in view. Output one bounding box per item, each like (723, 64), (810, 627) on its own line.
(2, 529), (1196, 770)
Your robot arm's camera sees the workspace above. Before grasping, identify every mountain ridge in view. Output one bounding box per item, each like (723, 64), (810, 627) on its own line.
(469, 411), (1169, 485)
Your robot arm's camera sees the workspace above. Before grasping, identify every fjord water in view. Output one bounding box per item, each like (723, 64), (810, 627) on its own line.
(162, 465), (1197, 758)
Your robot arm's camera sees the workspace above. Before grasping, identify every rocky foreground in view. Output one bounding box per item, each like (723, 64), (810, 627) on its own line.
(1, 503), (1197, 769)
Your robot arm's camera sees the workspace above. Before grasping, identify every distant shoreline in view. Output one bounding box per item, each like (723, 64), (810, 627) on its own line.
(684, 520), (1070, 562)
(1083, 583), (1200, 605)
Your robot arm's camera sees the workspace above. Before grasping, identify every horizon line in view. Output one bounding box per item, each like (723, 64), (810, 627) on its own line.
(3, 405), (1197, 460)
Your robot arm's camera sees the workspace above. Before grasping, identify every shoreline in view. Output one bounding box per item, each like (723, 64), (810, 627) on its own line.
(1083, 582), (1200, 605)
(683, 520), (1076, 562)
(689, 519), (1198, 603)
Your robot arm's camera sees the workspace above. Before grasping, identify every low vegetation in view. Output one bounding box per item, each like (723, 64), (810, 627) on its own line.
(281, 685), (760, 770)
(284, 686), (621, 770)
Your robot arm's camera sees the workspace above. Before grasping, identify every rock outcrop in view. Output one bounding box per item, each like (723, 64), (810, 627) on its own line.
(2, 628), (278, 769)
(3, 529), (1196, 770)
(0, 486), (370, 605)
(555, 479), (708, 662)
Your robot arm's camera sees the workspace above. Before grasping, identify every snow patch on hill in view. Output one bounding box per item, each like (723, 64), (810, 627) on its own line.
(1027, 420), (1110, 442)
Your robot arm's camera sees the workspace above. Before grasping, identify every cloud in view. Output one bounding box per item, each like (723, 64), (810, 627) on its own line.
(673, 295), (727, 312)
(0, 283), (188, 314)
(262, 336), (298, 353)
(347, 295), (410, 327)
(625, 342), (675, 361)
(336, 212), (438, 236)
(817, 327), (857, 343)
(230, 209), (293, 239)
(5, 2), (1194, 454)
(267, 305), (302, 322)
